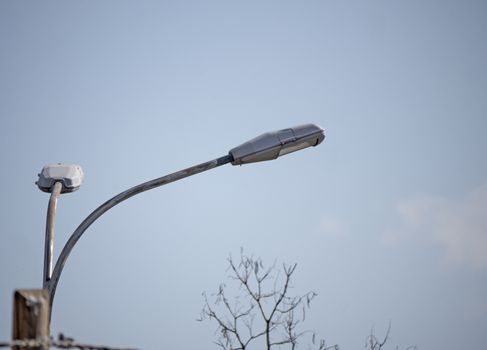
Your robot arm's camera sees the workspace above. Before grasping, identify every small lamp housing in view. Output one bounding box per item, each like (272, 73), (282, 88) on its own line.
(37, 164), (84, 193)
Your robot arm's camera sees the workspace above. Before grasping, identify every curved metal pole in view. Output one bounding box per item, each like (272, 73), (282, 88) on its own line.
(46, 154), (233, 308)
(43, 182), (63, 289)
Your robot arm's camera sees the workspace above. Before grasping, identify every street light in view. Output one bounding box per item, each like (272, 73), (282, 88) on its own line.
(36, 164), (84, 290)
(37, 164), (84, 194)
(38, 123), (325, 315)
(230, 123), (324, 164)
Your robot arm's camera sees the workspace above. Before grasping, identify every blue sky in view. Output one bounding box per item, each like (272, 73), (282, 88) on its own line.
(1, 1), (486, 349)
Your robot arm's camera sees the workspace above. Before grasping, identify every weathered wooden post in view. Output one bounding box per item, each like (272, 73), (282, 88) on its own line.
(12, 289), (50, 350)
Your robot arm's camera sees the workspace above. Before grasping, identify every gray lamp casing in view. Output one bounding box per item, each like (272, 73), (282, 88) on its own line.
(229, 124), (325, 165)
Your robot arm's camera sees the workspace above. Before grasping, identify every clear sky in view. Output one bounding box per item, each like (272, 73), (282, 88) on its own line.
(1, 1), (486, 349)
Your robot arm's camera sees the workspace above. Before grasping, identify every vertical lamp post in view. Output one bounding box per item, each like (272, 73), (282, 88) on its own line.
(13, 123), (325, 346)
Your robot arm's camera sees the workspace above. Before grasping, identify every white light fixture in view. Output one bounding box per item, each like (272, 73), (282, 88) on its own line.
(37, 164), (84, 193)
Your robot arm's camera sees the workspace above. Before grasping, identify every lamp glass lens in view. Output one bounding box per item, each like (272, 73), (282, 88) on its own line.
(278, 141), (312, 157)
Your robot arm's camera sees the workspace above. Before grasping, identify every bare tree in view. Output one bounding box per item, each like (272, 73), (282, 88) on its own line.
(199, 253), (337, 350)
(364, 323), (417, 350)
(365, 323), (391, 350)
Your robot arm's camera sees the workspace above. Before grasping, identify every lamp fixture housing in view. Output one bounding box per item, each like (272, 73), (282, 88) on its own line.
(229, 123), (324, 165)
(37, 164), (84, 193)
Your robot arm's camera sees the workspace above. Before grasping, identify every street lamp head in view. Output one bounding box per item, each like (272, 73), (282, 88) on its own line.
(229, 123), (324, 165)
(36, 164), (84, 193)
